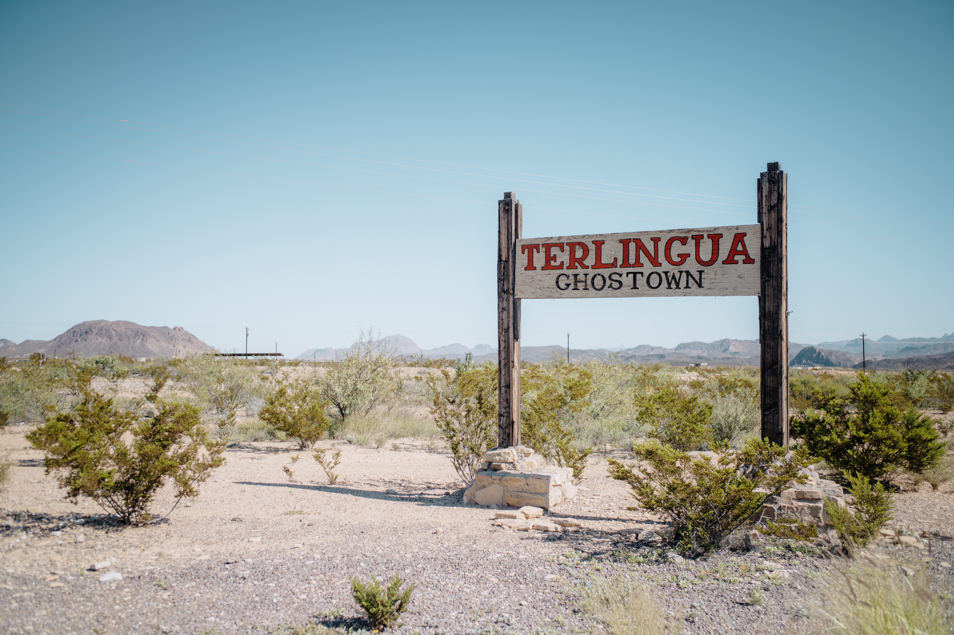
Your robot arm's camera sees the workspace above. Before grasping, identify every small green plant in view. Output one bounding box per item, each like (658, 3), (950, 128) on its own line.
(746, 588), (765, 606)
(825, 472), (892, 554)
(313, 447), (342, 484)
(927, 371), (954, 413)
(26, 371), (225, 525)
(350, 575), (414, 630)
(427, 363), (497, 485)
(610, 438), (813, 557)
(635, 383), (713, 450)
(791, 372), (945, 482)
(578, 574), (668, 635)
(259, 380), (331, 449)
(814, 560), (952, 634)
(760, 516), (819, 541)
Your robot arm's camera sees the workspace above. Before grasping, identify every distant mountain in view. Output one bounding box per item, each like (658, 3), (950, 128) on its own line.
(856, 351), (954, 371)
(0, 320), (214, 359)
(791, 346), (860, 368)
(817, 333), (954, 359)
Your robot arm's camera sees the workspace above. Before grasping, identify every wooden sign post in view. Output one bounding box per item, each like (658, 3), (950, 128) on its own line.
(497, 192), (522, 448)
(757, 163), (789, 445)
(496, 163), (789, 449)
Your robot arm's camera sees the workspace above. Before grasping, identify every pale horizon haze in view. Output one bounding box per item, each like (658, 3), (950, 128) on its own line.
(2, 1), (953, 357)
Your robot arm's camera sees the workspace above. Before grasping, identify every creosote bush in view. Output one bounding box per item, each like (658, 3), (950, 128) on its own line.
(791, 372), (945, 482)
(26, 371), (225, 525)
(521, 363), (593, 480)
(635, 383), (713, 450)
(350, 575), (414, 630)
(427, 362), (497, 484)
(825, 471), (892, 555)
(259, 380), (331, 449)
(610, 438), (813, 557)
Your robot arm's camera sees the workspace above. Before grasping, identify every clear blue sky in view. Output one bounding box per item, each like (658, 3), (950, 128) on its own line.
(2, 0), (952, 356)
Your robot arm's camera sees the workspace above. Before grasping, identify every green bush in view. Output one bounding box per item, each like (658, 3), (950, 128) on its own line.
(259, 380), (331, 449)
(791, 373), (945, 482)
(350, 575), (414, 630)
(927, 371), (954, 413)
(180, 355), (264, 427)
(573, 360), (643, 447)
(427, 363), (497, 485)
(825, 472), (892, 554)
(609, 438), (813, 557)
(635, 383), (713, 450)
(319, 333), (396, 432)
(521, 363), (593, 480)
(26, 372), (225, 525)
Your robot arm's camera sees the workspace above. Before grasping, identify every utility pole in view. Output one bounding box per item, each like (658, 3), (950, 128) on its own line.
(566, 333), (570, 364)
(245, 327), (249, 360)
(860, 332), (867, 373)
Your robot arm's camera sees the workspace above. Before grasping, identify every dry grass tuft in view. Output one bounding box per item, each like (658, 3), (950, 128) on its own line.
(813, 558), (952, 635)
(579, 574), (673, 635)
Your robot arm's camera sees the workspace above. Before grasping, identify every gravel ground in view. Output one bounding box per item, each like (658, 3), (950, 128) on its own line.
(2, 427), (953, 634)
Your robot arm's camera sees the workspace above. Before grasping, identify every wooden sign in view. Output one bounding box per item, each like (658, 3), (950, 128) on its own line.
(497, 163), (789, 450)
(515, 225), (760, 299)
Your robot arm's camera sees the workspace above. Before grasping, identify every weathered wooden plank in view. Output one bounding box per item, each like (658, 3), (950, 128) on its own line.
(515, 225), (760, 299)
(497, 193), (521, 448)
(758, 163), (789, 446)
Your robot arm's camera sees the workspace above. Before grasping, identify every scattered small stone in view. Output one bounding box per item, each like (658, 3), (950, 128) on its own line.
(530, 519), (562, 533)
(898, 535), (923, 549)
(247, 536), (262, 543)
(552, 518), (580, 528)
(666, 551), (685, 563)
(98, 572), (122, 583)
(494, 510), (523, 520)
(518, 506), (544, 519)
(88, 560), (112, 572)
(638, 529), (663, 545)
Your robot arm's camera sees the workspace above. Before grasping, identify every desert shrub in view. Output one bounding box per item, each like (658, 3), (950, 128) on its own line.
(635, 382), (713, 450)
(927, 371), (954, 413)
(920, 440), (954, 490)
(888, 369), (931, 409)
(693, 371), (760, 446)
(320, 333), (396, 432)
(0, 408), (8, 428)
(259, 380), (331, 449)
(0, 360), (67, 423)
(609, 438), (813, 557)
(26, 372), (225, 525)
(789, 370), (851, 413)
(521, 363), (593, 480)
(814, 560), (952, 634)
(573, 360), (643, 447)
(82, 355), (133, 380)
(578, 574), (668, 635)
(427, 363), (497, 484)
(825, 472), (892, 554)
(180, 355), (264, 427)
(791, 373), (945, 482)
(350, 575), (414, 630)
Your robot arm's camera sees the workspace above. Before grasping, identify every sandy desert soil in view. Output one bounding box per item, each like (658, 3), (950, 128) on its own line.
(1, 425), (952, 634)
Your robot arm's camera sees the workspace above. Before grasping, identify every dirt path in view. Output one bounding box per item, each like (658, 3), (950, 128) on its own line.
(1, 426), (952, 634)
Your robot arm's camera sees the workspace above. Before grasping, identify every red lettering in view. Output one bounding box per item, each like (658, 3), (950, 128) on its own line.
(591, 240), (618, 269)
(520, 244), (541, 271)
(664, 236), (689, 267)
(626, 237), (660, 267)
(566, 242), (590, 269)
(542, 243), (565, 270)
(722, 232), (755, 264)
(691, 233), (722, 267)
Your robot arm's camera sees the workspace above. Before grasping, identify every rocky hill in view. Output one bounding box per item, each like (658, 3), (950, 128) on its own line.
(0, 320), (214, 359)
(790, 346), (860, 368)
